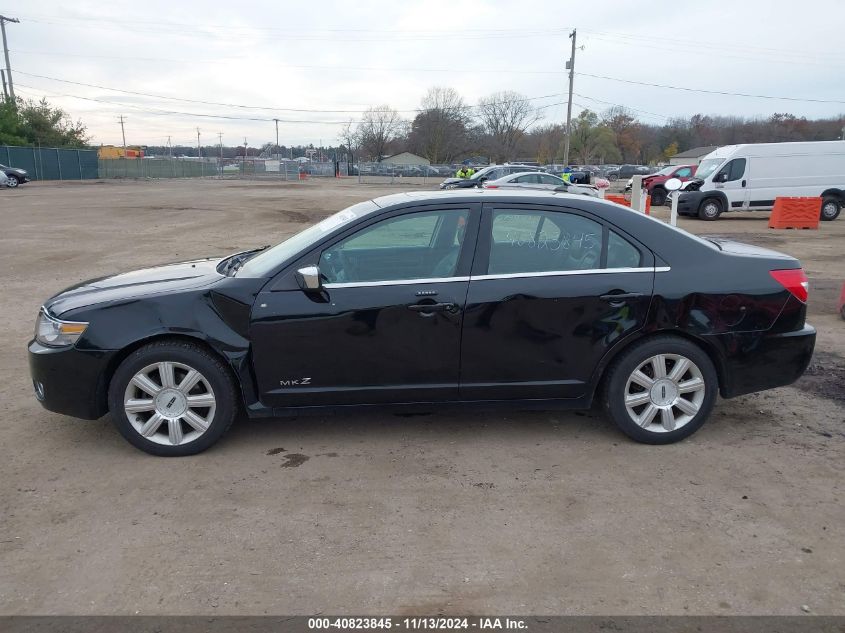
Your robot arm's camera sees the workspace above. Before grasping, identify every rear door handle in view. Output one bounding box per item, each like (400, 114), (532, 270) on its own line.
(600, 292), (643, 305)
(408, 302), (457, 315)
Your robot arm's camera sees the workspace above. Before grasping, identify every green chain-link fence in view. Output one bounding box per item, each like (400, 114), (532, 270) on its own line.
(0, 145), (99, 180)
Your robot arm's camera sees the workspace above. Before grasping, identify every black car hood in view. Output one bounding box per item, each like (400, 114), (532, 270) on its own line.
(3, 167), (27, 176)
(45, 258), (224, 316)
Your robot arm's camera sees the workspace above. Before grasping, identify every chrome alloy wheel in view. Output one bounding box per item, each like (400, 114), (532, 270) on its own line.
(123, 361), (216, 446)
(624, 353), (706, 433)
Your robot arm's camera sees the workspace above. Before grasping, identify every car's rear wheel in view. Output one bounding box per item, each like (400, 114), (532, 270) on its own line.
(603, 336), (718, 444)
(821, 197), (841, 221)
(650, 187), (667, 206)
(698, 198), (722, 220)
(108, 340), (238, 456)
(6, 175), (19, 188)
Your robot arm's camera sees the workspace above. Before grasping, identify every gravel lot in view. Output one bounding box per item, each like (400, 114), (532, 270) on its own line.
(1, 179), (843, 615)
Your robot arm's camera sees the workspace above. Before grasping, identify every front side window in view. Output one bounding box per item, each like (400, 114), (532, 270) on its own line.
(515, 174), (540, 184)
(674, 167), (692, 178)
(539, 174), (563, 185)
(488, 210), (603, 274)
(715, 158), (746, 182)
(319, 209), (470, 284)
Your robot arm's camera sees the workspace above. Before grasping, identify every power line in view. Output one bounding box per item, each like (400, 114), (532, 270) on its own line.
(13, 69), (564, 114)
(576, 72), (845, 105)
(10, 49), (569, 76)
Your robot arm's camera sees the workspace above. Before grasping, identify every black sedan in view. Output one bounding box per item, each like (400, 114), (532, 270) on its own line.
(0, 163), (30, 187)
(29, 190), (816, 455)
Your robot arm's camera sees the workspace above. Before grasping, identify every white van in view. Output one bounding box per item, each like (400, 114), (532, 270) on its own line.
(676, 141), (845, 221)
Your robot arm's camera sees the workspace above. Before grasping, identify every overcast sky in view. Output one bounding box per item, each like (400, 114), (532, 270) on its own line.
(5, 0), (844, 148)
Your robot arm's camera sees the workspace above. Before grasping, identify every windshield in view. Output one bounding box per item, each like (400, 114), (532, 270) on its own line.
(236, 200), (378, 277)
(694, 158), (724, 180)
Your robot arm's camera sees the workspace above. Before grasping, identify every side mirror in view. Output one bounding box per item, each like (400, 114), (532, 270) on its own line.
(296, 265), (322, 291)
(664, 177), (683, 192)
(714, 172), (728, 183)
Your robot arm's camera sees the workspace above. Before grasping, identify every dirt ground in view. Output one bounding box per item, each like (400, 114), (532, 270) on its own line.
(0, 179), (843, 615)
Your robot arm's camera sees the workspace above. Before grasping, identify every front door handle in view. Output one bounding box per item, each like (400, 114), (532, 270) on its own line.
(741, 179), (747, 187)
(600, 292), (643, 306)
(408, 302), (457, 315)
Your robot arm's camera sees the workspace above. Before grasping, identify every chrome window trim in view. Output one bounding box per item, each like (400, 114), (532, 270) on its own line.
(471, 266), (669, 281)
(324, 276), (471, 289)
(321, 267), (670, 289)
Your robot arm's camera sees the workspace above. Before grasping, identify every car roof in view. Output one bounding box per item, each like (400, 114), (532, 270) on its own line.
(488, 171), (560, 182)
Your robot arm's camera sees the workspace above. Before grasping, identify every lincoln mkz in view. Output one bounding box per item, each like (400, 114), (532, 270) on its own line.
(29, 190), (816, 455)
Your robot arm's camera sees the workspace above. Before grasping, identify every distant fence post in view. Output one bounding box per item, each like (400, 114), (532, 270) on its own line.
(77, 150), (83, 179)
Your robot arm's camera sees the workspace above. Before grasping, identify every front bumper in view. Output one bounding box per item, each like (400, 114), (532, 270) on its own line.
(677, 191), (706, 215)
(709, 324), (816, 399)
(28, 340), (117, 419)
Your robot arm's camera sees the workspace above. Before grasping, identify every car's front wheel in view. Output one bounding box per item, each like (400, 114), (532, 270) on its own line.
(6, 175), (19, 188)
(603, 336), (718, 444)
(821, 197), (841, 221)
(650, 187), (667, 206)
(698, 198), (723, 220)
(108, 340), (238, 456)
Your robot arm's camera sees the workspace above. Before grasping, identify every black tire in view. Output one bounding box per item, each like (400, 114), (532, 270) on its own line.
(698, 198), (723, 221)
(108, 340), (238, 456)
(602, 335), (718, 445)
(820, 197), (841, 221)
(6, 175), (19, 188)
(650, 187), (667, 206)
(607, 174), (618, 182)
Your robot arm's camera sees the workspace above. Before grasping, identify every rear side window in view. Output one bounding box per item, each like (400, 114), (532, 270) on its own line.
(488, 210), (602, 274)
(607, 231), (642, 268)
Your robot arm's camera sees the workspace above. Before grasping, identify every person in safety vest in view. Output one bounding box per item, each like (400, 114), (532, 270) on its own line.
(465, 166), (475, 177)
(455, 166), (467, 178)
(561, 166), (573, 183)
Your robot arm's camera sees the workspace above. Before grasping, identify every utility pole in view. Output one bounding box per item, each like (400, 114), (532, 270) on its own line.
(0, 15), (19, 101)
(217, 132), (223, 177)
(274, 119), (280, 158)
(1, 69), (7, 100)
(118, 115), (127, 152)
(166, 135), (172, 159)
(196, 127), (202, 159)
(562, 28), (577, 167)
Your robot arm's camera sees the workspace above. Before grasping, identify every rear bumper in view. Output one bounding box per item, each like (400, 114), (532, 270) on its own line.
(708, 324), (816, 399)
(28, 340), (115, 420)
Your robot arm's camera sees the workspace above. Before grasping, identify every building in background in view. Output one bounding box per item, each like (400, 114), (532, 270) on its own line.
(669, 146), (719, 166)
(381, 152), (430, 166)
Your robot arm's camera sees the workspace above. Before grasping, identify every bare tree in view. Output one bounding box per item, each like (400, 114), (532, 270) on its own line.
(477, 91), (541, 162)
(338, 118), (359, 160)
(356, 105), (405, 161)
(408, 87), (473, 164)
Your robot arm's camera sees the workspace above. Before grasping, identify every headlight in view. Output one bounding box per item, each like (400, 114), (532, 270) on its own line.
(34, 309), (88, 347)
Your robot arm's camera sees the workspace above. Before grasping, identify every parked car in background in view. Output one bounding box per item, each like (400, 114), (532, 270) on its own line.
(677, 141), (845, 221)
(0, 163), (30, 187)
(544, 165), (593, 184)
(439, 164), (543, 190)
(483, 171), (599, 197)
(606, 165), (652, 181)
(624, 165), (697, 206)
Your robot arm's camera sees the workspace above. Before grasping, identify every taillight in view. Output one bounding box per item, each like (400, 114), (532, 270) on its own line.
(485, 184), (498, 189)
(770, 268), (809, 303)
